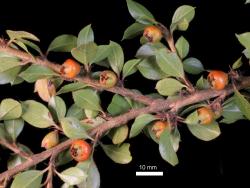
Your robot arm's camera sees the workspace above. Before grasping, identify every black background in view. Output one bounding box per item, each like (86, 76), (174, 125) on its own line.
(1, 0), (250, 187)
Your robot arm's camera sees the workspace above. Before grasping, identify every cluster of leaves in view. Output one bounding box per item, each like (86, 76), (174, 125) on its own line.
(1, 0), (250, 187)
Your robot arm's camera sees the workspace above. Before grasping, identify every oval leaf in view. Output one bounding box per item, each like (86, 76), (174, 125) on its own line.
(107, 94), (131, 116)
(236, 32), (250, 50)
(77, 24), (94, 47)
(66, 104), (85, 120)
(60, 117), (89, 139)
(122, 59), (140, 79)
(7, 30), (39, 42)
(129, 114), (156, 138)
(4, 118), (24, 142)
(175, 36), (189, 59)
(0, 98), (22, 120)
(10, 170), (43, 188)
(156, 78), (185, 96)
(57, 82), (87, 95)
(183, 57), (204, 75)
(122, 22), (145, 40)
(101, 143), (132, 164)
(22, 100), (54, 128)
(47, 34), (77, 53)
(73, 89), (101, 111)
(109, 125), (129, 145)
(234, 89), (250, 120)
(48, 96), (66, 121)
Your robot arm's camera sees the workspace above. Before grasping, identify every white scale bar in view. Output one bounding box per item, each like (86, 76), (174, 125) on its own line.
(136, 171), (163, 176)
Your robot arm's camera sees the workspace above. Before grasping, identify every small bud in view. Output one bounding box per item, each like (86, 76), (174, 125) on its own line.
(41, 131), (59, 149)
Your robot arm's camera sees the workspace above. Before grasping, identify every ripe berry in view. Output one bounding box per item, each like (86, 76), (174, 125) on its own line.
(61, 59), (81, 79)
(70, 139), (91, 162)
(41, 131), (59, 149)
(207, 70), (228, 90)
(143, 26), (163, 43)
(151, 121), (170, 138)
(99, 70), (118, 88)
(197, 107), (214, 125)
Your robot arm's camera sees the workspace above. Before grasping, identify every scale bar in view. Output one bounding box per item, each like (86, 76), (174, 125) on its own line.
(136, 171), (163, 176)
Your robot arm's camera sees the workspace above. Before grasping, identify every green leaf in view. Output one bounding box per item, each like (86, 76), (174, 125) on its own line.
(91, 45), (111, 63)
(4, 118), (24, 142)
(0, 66), (22, 85)
(56, 149), (72, 167)
(60, 117), (89, 139)
(175, 36), (189, 59)
(122, 59), (140, 79)
(108, 41), (124, 77)
(107, 94), (131, 116)
(187, 121), (221, 141)
(22, 100), (54, 128)
(129, 114), (156, 138)
(0, 99), (22, 120)
(170, 5), (195, 32)
(156, 78), (186, 96)
(7, 30), (39, 42)
(18, 39), (42, 55)
(66, 104), (85, 120)
(183, 57), (204, 75)
(47, 34), (77, 53)
(234, 89), (250, 120)
(232, 57), (243, 70)
(77, 161), (100, 188)
(0, 57), (21, 73)
(48, 96), (66, 121)
(122, 22), (145, 40)
(136, 43), (165, 58)
(137, 57), (167, 80)
(101, 143), (132, 164)
(126, 0), (155, 24)
(109, 125), (129, 144)
(73, 89), (102, 111)
(236, 32), (250, 49)
(159, 130), (179, 166)
(57, 82), (87, 95)
(77, 24), (94, 47)
(12, 40), (30, 54)
(0, 123), (10, 140)
(19, 65), (58, 83)
(10, 170), (44, 188)
(196, 75), (210, 90)
(156, 49), (184, 78)
(71, 42), (97, 65)
(221, 97), (244, 124)
(56, 167), (87, 186)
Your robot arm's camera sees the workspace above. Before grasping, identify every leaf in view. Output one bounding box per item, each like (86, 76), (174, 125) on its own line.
(34, 79), (56, 102)
(4, 118), (24, 142)
(8, 155), (26, 170)
(187, 121), (221, 141)
(136, 43), (165, 58)
(159, 130), (179, 166)
(66, 104), (85, 120)
(77, 24), (94, 47)
(77, 161), (100, 188)
(183, 57), (204, 75)
(232, 57), (243, 70)
(0, 99), (22, 120)
(170, 5), (195, 32)
(137, 57), (167, 80)
(122, 59), (140, 79)
(91, 45), (111, 64)
(156, 49), (184, 78)
(7, 30), (39, 42)
(71, 43), (97, 65)
(57, 82), (87, 95)
(47, 34), (77, 53)
(234, 89), (250, 120)
(12, 40), (30, 54)
(48, 96), (66, 121)
(126, 0), (155, 24)
(196, 75), (210, 90)
(0, 57), (21, 73)
(122, 22), (145, 40)
(73, 89), (102, 111)
(129, 114), (156, 138)
(19, 65), (58, 83)
(246, 0), (250, 4)
(107, 94), (131, 116)
(175, 36), (189, 59)
(22, 100), (54, 128)
(185, 111), (221, 141)
(56, 149), (73, 167)
(19, 39), (42, 55)
(0, 123), (10, 140)
(84, 109), (99, 119)
(109, 125), (129, 144)
(60, 117), (89, 139)
(156, 78), (186, 96)
(56, 167), (87, 186)
(101, 143), (132, 164)
(236, 32), (250, 49)
(10, 170), (44, 188)
(108, 41), (124, 77)
(0, 66), (22, 85)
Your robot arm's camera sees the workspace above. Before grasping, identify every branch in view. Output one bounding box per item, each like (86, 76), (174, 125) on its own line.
(0, 40), (154, 106)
